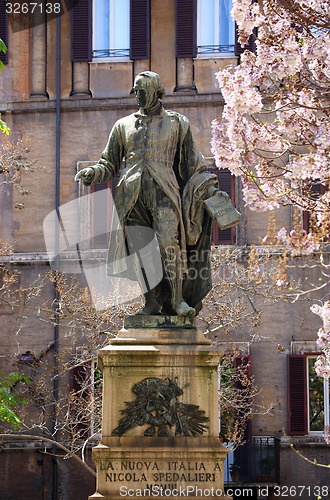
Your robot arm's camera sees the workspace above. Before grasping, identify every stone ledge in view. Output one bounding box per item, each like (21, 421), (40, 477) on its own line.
(111, 316), (212, 346)
(124, 314), (196, 330)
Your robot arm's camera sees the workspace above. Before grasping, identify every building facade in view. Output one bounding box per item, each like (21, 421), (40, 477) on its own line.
(0, 1), (329, 499)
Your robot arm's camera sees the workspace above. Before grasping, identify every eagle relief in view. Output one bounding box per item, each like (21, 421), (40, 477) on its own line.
(111, 377), (209, 437)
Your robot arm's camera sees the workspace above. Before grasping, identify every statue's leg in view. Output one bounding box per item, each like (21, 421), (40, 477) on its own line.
(137, 288), (162, 315)
(154, 207), (195, 317)
(125, 196), (162, 315)
(134, 173), (195, 316)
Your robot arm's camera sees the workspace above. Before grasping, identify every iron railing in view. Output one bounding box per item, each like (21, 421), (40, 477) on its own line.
(224, 436), (280, 484)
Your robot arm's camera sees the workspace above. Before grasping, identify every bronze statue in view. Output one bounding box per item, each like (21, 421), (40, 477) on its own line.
(75, 71), (240, 317)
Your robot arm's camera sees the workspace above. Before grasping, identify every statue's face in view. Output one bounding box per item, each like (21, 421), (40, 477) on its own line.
(134, 76), (158, 110)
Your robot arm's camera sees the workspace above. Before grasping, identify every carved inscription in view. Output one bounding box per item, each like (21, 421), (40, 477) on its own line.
(99, 460), (223, 488)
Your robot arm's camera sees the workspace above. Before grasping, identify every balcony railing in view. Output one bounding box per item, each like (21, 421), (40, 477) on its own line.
(224, 436), (280, 484)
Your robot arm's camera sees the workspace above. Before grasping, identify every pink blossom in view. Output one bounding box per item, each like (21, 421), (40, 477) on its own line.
(276, 227), (320, 255)
(316, 327), (330, 350)
(211, 0), (330, 220)
(311, 303), (330, 381)
(311, 302), (330, 332)
(231, 0), (264, 45)
(315, 351), (330, 379)
(216, 59), (262, 114)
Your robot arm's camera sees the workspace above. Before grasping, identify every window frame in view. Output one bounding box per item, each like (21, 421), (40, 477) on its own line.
(288, 353), (330, 436)
(90, 0), (150, 62)
(92, 0), (130, 61)
(196, 0), (235, 58)
(306, 354), (330, 435)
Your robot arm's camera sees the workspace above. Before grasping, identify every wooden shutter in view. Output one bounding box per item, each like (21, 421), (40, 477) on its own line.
(0, 0), (8, 65)
(287, 355), (308, 435)
(234, 24), (256, 56)
(130, 0), (150, 59)
(210, 168), (236, 245)
(176, 0), (197, 58)
(71, 0), (92, 62)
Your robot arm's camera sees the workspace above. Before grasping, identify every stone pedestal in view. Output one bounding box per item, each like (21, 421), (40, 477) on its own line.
(89, 316), (230, 500)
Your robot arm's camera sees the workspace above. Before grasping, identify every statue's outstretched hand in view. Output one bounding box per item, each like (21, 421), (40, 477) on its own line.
(74, 167), (95, 185)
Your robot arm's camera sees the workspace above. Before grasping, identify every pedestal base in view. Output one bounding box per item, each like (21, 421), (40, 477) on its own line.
(89, 437), (229, 499)
(89, 319), (230, 499)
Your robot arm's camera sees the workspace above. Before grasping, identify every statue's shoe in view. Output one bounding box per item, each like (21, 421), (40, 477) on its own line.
(176, 301), (196, 317)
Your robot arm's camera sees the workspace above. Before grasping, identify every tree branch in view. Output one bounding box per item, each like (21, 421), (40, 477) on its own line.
(0, 434), (96, 477)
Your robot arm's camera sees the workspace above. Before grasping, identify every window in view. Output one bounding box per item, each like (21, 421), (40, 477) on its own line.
(176, 0), (235, 58)
(288, 354), (330, 435)
(93, 0), (130, 59)
(307, 356), (330, 433)
(71, 0), (150, 62)
(197, 0), (235, 56)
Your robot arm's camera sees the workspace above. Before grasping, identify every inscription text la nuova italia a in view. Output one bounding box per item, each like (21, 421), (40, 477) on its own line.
(99, 461), (222, 484)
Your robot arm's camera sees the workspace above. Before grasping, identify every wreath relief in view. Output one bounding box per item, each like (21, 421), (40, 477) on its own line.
(112, 377), (209, 437)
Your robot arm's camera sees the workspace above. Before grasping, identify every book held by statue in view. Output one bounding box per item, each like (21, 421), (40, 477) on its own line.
(204, 191), (241, 230)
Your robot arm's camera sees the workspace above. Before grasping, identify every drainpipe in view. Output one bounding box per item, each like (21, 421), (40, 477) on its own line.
(52, 10), (61, 500)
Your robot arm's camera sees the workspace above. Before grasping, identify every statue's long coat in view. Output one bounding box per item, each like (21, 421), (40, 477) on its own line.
(88, 105), (217, 309)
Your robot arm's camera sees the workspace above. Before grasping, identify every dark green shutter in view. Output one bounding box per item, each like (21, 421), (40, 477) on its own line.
(71, 0), (92, 61)
(176, 0), (197, 58)
(130, 0), (150, 59)
(287, 355), (308, 435)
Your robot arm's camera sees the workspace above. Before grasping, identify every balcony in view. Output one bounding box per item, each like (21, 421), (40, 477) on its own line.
(224, 436), (280, 485)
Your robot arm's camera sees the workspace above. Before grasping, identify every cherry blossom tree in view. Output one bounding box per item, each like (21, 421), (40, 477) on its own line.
(212, 0), (330, 219)
(211, 0), (330, 443)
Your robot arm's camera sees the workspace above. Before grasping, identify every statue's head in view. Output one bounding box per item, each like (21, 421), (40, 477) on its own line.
(133, 71), (165, 111)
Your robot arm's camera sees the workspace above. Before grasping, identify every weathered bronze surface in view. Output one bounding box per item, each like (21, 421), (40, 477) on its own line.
(75, 71), (240, 318)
